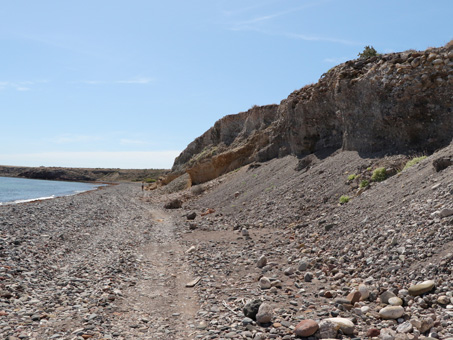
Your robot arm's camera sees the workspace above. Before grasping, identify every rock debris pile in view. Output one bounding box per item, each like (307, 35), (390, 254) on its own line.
(177, 143), (452, 339)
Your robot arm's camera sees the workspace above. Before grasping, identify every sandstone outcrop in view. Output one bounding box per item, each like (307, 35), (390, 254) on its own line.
(171, 44), (453, 184)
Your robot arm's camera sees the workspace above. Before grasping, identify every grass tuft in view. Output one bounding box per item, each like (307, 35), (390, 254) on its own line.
(339, 195), (350, 204)
(360, 180), (369, 188)
(403, 156), (427, 170)
(371, 167), (387, 182)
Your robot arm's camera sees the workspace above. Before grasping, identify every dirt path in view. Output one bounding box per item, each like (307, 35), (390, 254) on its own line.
(110, 202), (199, 340)
(0, 183), (201, 340)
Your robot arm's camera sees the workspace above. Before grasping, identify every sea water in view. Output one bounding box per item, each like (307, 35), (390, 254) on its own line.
(0, 176), (101, 205)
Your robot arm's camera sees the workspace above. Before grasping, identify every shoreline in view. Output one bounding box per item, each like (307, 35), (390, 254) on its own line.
(0, 176), (112, 206)
(0, 164), (168, 183)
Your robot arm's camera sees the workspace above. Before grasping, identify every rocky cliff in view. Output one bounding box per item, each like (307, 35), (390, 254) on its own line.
(172, 44), (453, 184)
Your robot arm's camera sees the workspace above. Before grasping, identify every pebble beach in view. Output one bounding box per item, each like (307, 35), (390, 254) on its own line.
(0, 184), (197, 340)
(1, 150), (453, 340)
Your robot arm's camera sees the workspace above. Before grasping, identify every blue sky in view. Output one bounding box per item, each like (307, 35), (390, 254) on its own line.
(1, 1), (452, 169)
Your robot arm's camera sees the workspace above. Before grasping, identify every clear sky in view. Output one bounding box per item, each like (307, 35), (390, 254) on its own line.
(1, 1), (452, 169)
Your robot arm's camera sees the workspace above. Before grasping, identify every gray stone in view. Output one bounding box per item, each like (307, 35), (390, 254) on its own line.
(397, 321), (413, 333)
(298, 260), (308, 271)
(242, 317), (253, 326)
(256, 303), (273, 324)
(304, 272), (313, 282)
(318, 320), (337, 339)
(380, 290), (397, 304)
(186, 212), (197, 220)
(242, 330), (253, 338)
(243, 300), (262, 320)
(259, 276), (272, 289)
(439, 208), (453, 218)
(164, 199), (182, 209)
(419, 317), (434, 333)
(284, 267), (294, 275)
(257, 255), (267, 268)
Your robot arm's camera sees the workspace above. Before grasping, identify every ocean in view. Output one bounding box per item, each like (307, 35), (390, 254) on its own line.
(0, 176), (102, 205)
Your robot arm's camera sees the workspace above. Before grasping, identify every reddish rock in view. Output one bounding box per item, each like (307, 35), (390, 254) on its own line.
(324, 291), (333, 298)
(367, 328), (380, 337)
(347, 291), (361, 305)
(294, 319), (319, 337)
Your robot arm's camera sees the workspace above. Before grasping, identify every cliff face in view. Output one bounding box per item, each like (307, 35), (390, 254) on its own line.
(171, 105), (278, 181)
(172, 45), (453, 184)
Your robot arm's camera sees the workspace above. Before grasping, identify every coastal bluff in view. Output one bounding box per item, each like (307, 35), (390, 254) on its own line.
(171, 44), (453, 184)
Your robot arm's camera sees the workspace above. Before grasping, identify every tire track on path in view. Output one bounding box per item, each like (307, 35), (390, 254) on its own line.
(111, 195), (199, 340)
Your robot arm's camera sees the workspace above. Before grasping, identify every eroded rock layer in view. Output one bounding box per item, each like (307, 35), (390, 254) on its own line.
(173, 45), (453, 184)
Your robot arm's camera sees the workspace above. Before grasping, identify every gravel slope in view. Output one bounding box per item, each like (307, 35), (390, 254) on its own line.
(175, 145), (453, 339)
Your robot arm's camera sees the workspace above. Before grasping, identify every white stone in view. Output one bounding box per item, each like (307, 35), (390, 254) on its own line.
(358, 284), (370, 300)
(388, 296), (403, 306)
(379, 306), (405, 319)
(259, 276), (271, 290)
(324, 317), (355, 335)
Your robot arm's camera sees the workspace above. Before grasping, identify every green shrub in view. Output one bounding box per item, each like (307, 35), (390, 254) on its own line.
(360, 180), (369, 188)
(371, 167), (387, 182)
(347, 174), (357, 181)
(144, 178), (156, 183)
(403, 156), (427, 170)
(339, 195), (350, 204)
(358, 45), (378, 59)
